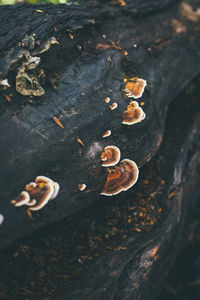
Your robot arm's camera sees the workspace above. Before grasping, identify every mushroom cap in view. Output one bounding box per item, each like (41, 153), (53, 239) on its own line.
(124, 78), (147, 99)
(35, 176), (54, 185)
(35, 176), (60, 199)
(122, 107), (144, 125)
(11, 191), (30, 207)
(109, 103), (118, 110)
(25, 182), (37, 191)
(102, 130), (111, 138)
(127, 101), (139, 110)
(28, 182), (54, 211)
(101, 159), (139, 196)
(78, 184), (86, 191)
(101, 146), (121, 167)
(105, 97), (110, 103)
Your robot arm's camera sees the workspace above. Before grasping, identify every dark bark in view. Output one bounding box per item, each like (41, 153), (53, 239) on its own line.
(0, 0), (200, 252)
(0, 75), (200, 300)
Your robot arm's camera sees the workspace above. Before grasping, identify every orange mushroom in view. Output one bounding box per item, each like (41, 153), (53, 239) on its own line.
(122, 107), (144, 125)
(105, 97), (110, 103)
(26, 182), (54, 212)
(101, 159), (139, 196)
(35, 176), (60, 199)
(122, 101), (145, 125)
(78, 184), (86, 191)
(101, 146), (121, 167)
(124, 77), (147, 99)
(127, 100), (139, 110)
(11, 176), (60, 214)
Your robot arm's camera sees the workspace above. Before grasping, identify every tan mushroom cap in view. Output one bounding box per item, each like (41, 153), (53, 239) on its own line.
(11, 191), (30, 207)
(124, 78), (147, 99)
(78, 184), (86, 191)
(109, 103), (118, 110)
(127, 100), (139, 110)
(102, 130), (111, 138)
(122, 107), (144, 125)
(27, 182), (54, 211)
(101, 146), (121, 167)
(35, 176), (60, 199)
(105, 97), (110, 103)
(101, 159), (139, 196)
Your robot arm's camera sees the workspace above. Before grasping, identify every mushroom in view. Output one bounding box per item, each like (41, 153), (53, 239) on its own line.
(101, 159), (139, 196)
(35, 176), (60, 199)
(11, 176), (60, 215)
(124, 77), (147, 99)
(102, 130), (111, 138)
(122, 107), (144, 125)
(26, 182), (55, 212)
(109, 103), (118, 110)
(127, 100), (139, 110)
(11, 191), (30, 207)
(78, 184), (86, 191)
(122, 101), (145, 125)
(101, 146), (121, 167)
(0, 214), (4, 225)
(105, 97), (110, 103)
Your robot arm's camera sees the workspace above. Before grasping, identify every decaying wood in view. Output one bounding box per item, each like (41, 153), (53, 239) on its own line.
(0, 75), (200, 299)
(0, 0), (200, 254)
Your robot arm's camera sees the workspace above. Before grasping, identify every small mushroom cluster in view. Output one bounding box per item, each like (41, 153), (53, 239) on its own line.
(11, 176), (59, 216)
(100, 146), (139, 196)
(99, 76), (147, 196)
(123, 77), (146, 125)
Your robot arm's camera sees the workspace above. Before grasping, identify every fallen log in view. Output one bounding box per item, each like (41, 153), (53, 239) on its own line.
(0, 73), (200, 299)
(0, 0), (200, 250)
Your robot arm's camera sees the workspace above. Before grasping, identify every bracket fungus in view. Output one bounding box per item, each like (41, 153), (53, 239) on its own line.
(102, 130), (111, 138)
(124, 77), (147, 99)
(101, 159), (139, 196)
(35, 176), (60, 199)
(105, 97), (110, 103)
(78, 184), (86, 191)
(109, 103), (118, 110)
(101, 146), (121, 167)
(26, 182), (55, 213)
(11, 176), (60, 215)
(122, 101), (145, 125)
